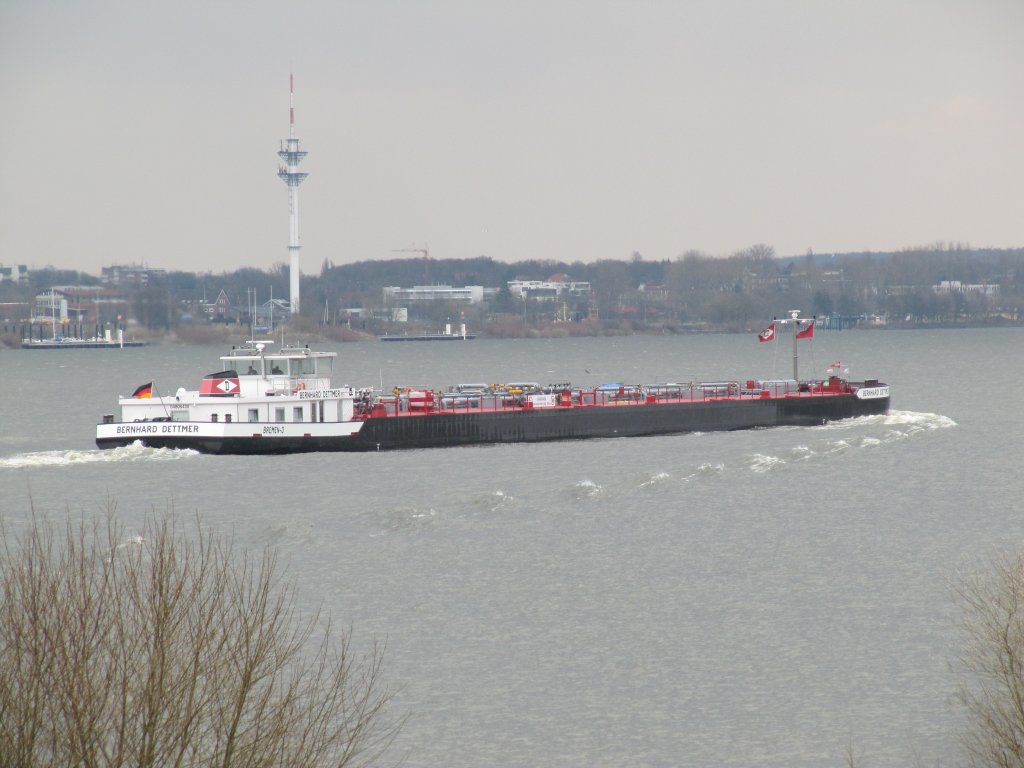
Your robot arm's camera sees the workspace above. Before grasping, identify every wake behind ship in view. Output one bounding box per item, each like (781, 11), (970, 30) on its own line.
(96, 320), (890, 455)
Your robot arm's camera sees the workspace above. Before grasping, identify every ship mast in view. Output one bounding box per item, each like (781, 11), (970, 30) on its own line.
(277, 74), (309, 315)
(775, 309), (814, 380)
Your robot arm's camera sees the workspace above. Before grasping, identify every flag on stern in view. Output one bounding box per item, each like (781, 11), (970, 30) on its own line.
(132, 382), (153, 399)
(796, 321), (815, 339)
(199, 370), (241, 397)
(757, 323), (776, 342)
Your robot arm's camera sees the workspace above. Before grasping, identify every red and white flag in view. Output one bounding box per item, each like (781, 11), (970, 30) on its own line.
(795, 321), (814, 339)
(757, 323), (776, 342)
(199, 370), (241, 397)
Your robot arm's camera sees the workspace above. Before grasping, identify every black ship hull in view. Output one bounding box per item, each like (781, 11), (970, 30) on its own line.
(347, 392), (887, 451)
(97, 392), (889, 455)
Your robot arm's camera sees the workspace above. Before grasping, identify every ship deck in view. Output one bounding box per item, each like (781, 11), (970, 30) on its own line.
(362, 381), (853, 419)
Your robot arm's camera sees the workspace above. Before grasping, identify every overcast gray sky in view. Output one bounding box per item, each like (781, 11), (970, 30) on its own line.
(1, 0), (1021, 276)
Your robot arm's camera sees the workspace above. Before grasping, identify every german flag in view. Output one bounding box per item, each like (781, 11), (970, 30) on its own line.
(132, 382), (153, 399)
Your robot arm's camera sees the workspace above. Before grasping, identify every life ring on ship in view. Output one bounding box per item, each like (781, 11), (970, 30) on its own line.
(293, 381), (306, 394)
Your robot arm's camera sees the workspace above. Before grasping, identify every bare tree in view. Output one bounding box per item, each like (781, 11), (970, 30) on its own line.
(956, 550), (1024, 768)
(0, 507), (403, 768)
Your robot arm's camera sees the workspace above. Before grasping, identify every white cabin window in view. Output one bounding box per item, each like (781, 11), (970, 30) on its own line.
(275, 407), (285, 422)
(293, 406), (303, 422)
(247, 409), (259, 422)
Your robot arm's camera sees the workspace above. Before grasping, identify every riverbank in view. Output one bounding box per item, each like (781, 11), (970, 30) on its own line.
(4, 316), (1022, 350)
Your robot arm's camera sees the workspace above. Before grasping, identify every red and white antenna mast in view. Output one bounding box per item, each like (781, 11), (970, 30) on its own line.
(278, 73), (308, 314)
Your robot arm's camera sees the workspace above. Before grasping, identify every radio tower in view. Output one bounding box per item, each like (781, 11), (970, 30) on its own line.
(277, 74), (308, 315)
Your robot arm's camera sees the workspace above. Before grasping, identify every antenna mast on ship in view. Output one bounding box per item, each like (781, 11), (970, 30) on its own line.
(278, 73), (309, 316)
(775, 310), (815, 380)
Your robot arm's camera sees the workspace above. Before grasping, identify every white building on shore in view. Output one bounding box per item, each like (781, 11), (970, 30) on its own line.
(383, 285), (485, 305)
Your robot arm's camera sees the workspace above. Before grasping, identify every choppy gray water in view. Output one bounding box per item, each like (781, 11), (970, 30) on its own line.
(2, 329), (1020, 767)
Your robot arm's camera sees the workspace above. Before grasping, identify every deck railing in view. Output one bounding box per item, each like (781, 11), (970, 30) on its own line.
(360, 379), (850, 419)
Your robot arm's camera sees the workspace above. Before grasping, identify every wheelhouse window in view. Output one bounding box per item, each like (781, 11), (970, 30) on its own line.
(292, 357), (316, 377)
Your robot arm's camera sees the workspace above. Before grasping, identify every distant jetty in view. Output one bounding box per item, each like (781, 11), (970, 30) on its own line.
(22, 328), (146, 350)
(379, 323), (475, 342)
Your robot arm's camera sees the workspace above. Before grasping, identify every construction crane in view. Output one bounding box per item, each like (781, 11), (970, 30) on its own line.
(392, 246), (431, 284)
(392, 246), (429, 259)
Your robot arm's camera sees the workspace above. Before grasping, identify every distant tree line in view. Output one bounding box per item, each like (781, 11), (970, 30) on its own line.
(4, 243), (1022, 332)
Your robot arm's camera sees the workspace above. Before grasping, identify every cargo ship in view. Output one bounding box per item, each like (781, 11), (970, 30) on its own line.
(95, 318), (890, 455)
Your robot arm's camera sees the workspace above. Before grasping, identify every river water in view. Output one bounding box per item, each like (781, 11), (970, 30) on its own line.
(1, 329), (1019, 766)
